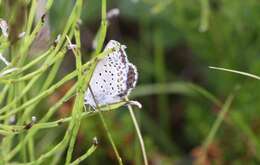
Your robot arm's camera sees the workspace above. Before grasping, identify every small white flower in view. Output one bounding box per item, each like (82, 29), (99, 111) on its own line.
(0, 19), (8, 38)
(31, 116), (37, 123)
(55, 34), (61, 44)
(67, 43), (77, 50)
(8, 115), (16, 125)
(18, 32), (26, 39)
(107, 8), (120, 20)
(0, 53), (10, 66)
(65, 36), (77, 50)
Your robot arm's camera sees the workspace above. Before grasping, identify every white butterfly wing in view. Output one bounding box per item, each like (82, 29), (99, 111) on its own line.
(84, 40), (137, 107)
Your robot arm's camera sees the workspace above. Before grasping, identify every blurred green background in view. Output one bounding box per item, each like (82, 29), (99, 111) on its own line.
(2, 0), (260, 164)
(46, 0), (260, 164)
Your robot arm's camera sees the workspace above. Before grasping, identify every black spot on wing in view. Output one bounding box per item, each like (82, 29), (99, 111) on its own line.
(126, 64), (137, 90)
(119, 48), (127, 64)
(117, 64), (137, 98)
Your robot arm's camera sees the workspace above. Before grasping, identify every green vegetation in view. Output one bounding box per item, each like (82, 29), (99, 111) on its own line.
(1, 0), (260, 164)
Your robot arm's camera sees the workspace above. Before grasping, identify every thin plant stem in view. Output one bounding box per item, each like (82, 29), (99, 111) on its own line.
(70, 141), (98, 165)
(199, 0), (210, 32)
(0, 50), (66, 83)
(209, 66), (260, 80)
(0, 48), (63, 114)
(26, 0), (37, 34)
(153, 28), (169, 132)
(125, 98), (148, 165)
(94, 0), (107, 55)
(89, 87), (123, 165)
(199, 94), (234, 163)
(65, 21), (85, 165)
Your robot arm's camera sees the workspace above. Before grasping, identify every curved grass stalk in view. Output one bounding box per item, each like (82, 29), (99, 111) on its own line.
(4, 104), (125, 136)
(0, 69), (76, 120)
(209, 66), (260, 80)
(5, 102), (122, 162)
(0, 47), (54, 79)
(0, 50), (66, 83)
(94, 0), (107, 55)
(70, 141), (98, 165)
(199, 0), (210, 32)
(0, 49), (63, 114)
(125, 98), (148, 165)
(5, 86), (77, 161)
(0, 85), (9, 104)
(26, 0), (37, 34)
(199, 94), (234, 164)
(41, 84), (77, 122)
(13, 15), (46, 67)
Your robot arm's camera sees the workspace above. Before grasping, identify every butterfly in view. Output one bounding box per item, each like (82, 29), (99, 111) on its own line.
(84, 40), (138, 108)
